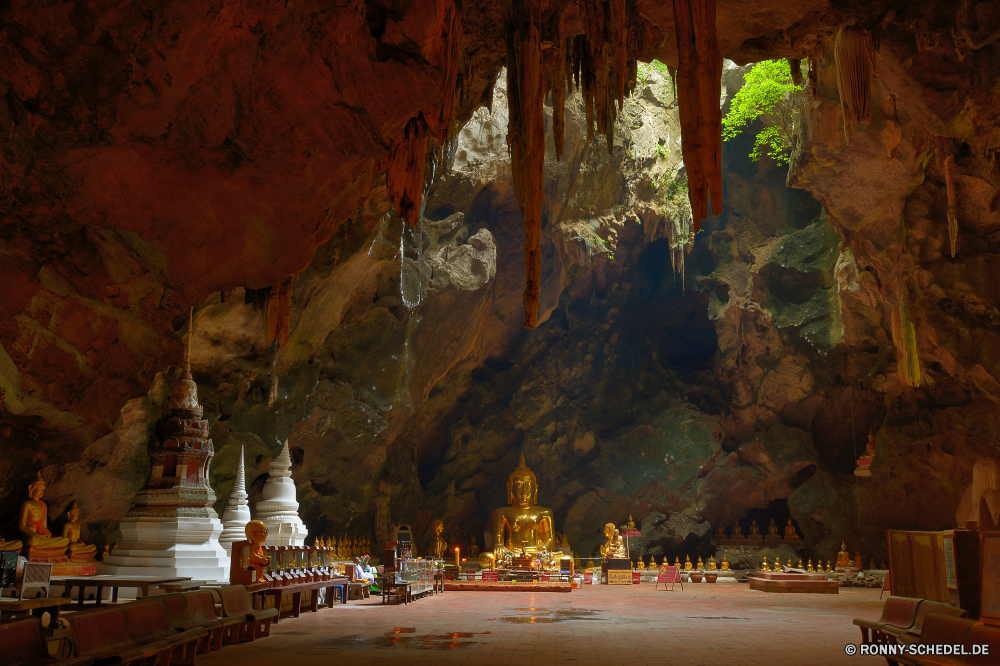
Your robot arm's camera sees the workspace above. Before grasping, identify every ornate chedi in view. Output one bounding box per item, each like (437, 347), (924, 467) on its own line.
(219, 446), (252, 557)
(491, 454), (555, 558)
(19, 472), (70, 562)
(99, 314), (228, 580)
(255, 441), (307, 546)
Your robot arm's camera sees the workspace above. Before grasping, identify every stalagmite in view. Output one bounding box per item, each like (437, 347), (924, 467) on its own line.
(834, 25), (876, 143)
(945, 154), (958, 257)
(505, 0), (546, 329)
(672, 0), (723, 232)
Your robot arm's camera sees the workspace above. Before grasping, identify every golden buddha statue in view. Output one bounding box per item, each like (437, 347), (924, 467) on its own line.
(627, 515), (635, 531)
(749, 519), (760, 536)
(715, 525), (725, 539)
(807, 559), (814, 572)
(826, 561), (832, 572)
(721, 555), (729, 570)
(102, 544), (110, 559)
(708, 555), (717, 570)
(62, 502), (97, 562)
(787, 556), (793, 569)
(696, 556), (704, 570)
(674, 556), (681, 568)
(797, 558), (804, 569)
(600, 523), (627, 560)
(637, 560), (645, 570)
(731, 521), (743, 538)
(243, 520), (271, 583)
(854, 554), (863, 570)
(19, 472), (70, 561)
(835, 541), (851, 569)
(767, 519), (779, 537)
(859, 431), (876, 464)
(431, 520), (448, 559)
(684, 555), (693, 571)
(0, 533), (22, 552)
(491, 455), (555, 557)
(761, 556), (769, 571)
(784, 519), (800, 539)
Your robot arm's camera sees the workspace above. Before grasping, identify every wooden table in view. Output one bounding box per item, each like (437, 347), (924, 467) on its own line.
(53, 575), (190, 606)
(158, 580), (205, 592)
(0, 597), (73, 635)
(263, 577), (349, 623)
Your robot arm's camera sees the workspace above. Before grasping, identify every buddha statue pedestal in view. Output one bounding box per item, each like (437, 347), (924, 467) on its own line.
(605, 558), (632, 585)
(99, 355), (228, 581)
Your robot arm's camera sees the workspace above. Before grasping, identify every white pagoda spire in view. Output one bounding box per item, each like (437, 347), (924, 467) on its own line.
(255, 440), (307, 546)
(219, 446), (252, 557)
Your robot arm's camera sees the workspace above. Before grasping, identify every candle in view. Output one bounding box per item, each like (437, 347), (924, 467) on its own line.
(454, 547), (460, 567)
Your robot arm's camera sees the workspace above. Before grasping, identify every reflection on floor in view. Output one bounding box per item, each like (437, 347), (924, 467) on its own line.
(199, 583), (886, 665)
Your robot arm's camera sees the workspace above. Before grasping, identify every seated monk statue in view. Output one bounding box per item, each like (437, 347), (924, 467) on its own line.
(721, 555), (729, 570)
(684, 555), (693, 571)
(696, 556), (704, 570)
(62, 502), (97, 561)
(749, 519), (760, 536)
(708, 555), (717, 570)
(599, 523), (627, 560)
(767, 519), (779, 536)
(835, 542), (851, 569)
(784, 518), (800, 539)
(19, 472), (69, 561)
(243, 520), (271, 583)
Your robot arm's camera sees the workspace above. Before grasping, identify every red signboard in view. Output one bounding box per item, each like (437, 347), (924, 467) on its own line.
(584, 571), (594, 584)
(481, 571), (499, 582)
(655, 565), (682, 591)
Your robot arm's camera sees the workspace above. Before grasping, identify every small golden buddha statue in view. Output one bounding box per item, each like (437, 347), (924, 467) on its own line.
(787, 557), (793, 569)
(684, 555), (693, 571)
(432, 520), (448, 559)
(826, 561), (832, 572)
(674, 556), (681, 568)
(20, 472), (70, 560)
(784, 519), (800, 539)
(767, 519), (779, 536)
(761, 556), (769, 571)
(62, 502), (97, 562)
(0, 533), (23, 552)
(491, 455), (555, 557)
(708, 555), (717, 570)
(243, 520), (271, 583)
(749, 519), (760, 536)
(696, 556), (704, 570)
(797, 558), (804, 569)
(835, 542), (851, 569)
(600, 523), (627, 560)
(807, 559), (814, 572)
(721, 554), (729, 570)
(627, 515), (635, 531)
(637, 560), (645, 570)
(859, 431), (876, 464)
(731, 521), (743, 538)
(102, 544), (110, 559)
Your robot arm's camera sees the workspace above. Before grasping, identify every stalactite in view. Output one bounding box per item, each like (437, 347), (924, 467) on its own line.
(789, 59), (803, 86)
(672, 0), (723, 232)
(505, 0), (546, 329)
(834, 25), (876, 143)
(425, 3), (464, 144)
(386, 117), (428, 228)
(543, 37), (568, 160)
(264, 276), (293, 348)
(808, 56), (818, 98)
(945, 154), (958, 257)
(891, 287), (921, 387)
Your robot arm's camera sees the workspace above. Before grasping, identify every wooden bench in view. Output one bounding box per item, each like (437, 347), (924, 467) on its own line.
(123, 600), (210, 666)
(1, 617), (94, 666)
(183, 591), (245, 652)
(69, 607), (171, 666)
(217, 586), (277, 642)
(892, 613), (980, 666)
(854, 596), (922, 645)
(884, 602), (968, 643)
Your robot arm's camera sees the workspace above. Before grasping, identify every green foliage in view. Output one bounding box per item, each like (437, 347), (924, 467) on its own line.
(635, 60), (675, 98)
(722, 59), (802, 165)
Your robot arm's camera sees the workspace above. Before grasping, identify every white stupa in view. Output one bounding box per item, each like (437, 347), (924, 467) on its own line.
(218, 446), (252, 558)
(99, 309), (229, 581)
(255, 440), (307, 546)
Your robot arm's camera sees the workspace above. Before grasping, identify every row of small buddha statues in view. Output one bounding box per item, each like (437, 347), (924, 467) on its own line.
(715, 517), (801, 542)
(0, 472), (98, 564)
(313, 535), (373, 560)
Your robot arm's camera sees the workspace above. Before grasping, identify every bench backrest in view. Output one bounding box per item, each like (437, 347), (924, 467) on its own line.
(71, 608), (131, 655)
(186, 590), (221, 623)
(878, 597), (921, 628)
(965, 625), (1000, 666)
(0, 618), (49, 666)
(918, 613), (977, 646)
(124, 599), (173, 641)
(157, 593), (192, 629)
(218, 585), (252, 616)
(911, 600), (967, 633)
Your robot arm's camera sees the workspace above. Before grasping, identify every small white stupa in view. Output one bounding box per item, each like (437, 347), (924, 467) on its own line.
(218, 446), (252, 557)
(255, 440), (307, 546)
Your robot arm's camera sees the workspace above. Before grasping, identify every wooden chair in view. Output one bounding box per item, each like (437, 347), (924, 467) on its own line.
(890, 602), (968, 644)
(217, 586), (277, 643)
(1, 617), (94, 666)
(854, 596), (922, 645)
(893, 613), (979, 666)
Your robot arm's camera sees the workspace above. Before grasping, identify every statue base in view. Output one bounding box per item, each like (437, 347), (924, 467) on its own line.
(52, 562), (97, 576)
(605, 558), (631, 585)
(97, 515), (229, 581)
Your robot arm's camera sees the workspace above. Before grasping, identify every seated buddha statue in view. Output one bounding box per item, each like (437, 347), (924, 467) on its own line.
(826, 561), (832, 572)
(749, 519), (760, 536)
(721, 555), (729, 570)
(62, 502), (97, 561)
(599, 523), (627, 560)
(807, 559), (814, 572)
(0, 533), (22, 552)
(854, 554), (863, 570)
(696, 556), (704, 570)
(674, 556), (681, 568)
(767, 519), (779, 536)
(797, 558), (804, 569)
(19, 472), (69, 561)
(835, 542), (851, 570)
(784, 518), (801, 540)
(858, 431), (876, 465)
(492, 455), (555, 557)
(731, 522), (743, 539)
(684, 555), (693, 571)
(715, 525), (725, 540)
(708, 555), (717, 570)
(761, 556), (769, 571)
(432, 520), (448, 559)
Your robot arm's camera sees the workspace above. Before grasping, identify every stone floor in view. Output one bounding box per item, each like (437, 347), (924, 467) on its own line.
(200, 582), (888, 666)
